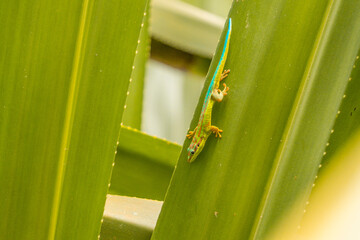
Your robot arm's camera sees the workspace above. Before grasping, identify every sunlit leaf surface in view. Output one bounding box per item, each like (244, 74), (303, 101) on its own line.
(152, 0), (360, 239)
(0, 0), (147, 239)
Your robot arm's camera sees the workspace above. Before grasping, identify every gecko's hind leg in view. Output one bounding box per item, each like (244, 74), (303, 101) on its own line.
(212, 83), (230, 102)
(210, 126), (223, 138)
(221, 83), (229, 96)
(186, 126), (198, 139)
(220, 69), (230, 81)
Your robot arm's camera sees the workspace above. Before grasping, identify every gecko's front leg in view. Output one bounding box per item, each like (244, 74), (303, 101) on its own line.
(209, 126), (223, 138)
(186, 126), (198, 139)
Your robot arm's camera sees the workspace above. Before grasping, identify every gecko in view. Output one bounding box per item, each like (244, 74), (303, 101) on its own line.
(186, 18), (232, 163)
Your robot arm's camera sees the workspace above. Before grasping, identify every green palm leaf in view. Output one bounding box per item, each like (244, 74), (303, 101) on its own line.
(0, 0), (148, 239)
(152, 0), (360, 239)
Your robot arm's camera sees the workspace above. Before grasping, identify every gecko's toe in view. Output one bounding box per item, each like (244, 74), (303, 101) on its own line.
(186, 131), (194, 139)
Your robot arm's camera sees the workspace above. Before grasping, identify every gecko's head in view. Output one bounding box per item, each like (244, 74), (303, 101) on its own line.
(187, 137), (205, 163)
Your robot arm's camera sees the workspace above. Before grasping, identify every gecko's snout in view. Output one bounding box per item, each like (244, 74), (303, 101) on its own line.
(187, 148), (195, 162)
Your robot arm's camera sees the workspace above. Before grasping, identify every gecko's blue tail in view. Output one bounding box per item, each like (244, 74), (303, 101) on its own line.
(213, 17), (232, 86)
(202, 17), (232, 112)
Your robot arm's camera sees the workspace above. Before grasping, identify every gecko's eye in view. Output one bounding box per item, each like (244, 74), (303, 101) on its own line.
(191, 150), (195, 154)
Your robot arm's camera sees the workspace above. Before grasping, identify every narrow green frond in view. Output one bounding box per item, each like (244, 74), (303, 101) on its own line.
(109, 126), (180, 200)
